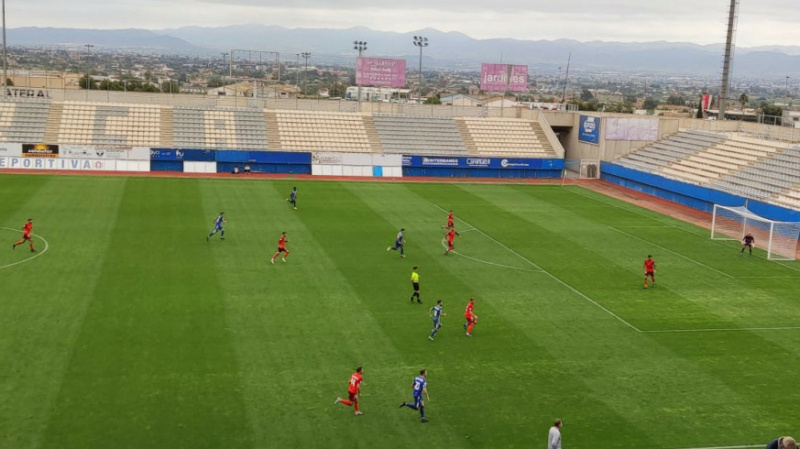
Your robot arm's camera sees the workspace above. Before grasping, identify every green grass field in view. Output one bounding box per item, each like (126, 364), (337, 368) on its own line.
(1, 174), (799, 449)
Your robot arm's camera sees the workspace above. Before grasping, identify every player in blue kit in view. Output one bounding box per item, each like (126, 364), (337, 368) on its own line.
(386, 228), (406, 257)
(207, 212), (226, 241)
(399, 369), (430, 423)
(428, 300), (445, 341)
(287, 187), (298, 210)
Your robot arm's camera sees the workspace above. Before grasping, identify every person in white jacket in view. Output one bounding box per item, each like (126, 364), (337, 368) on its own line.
(548, 419), (562, 449)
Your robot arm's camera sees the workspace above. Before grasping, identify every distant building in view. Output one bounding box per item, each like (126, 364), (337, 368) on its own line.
(8, 70), (82, 90)
(207, 82), (253, 97)
(783, 109), (800, 128)
(345, 86), (409, 102)
(261, 84), (300, 99)
(440, 94), (483, 107)
(483, 97), (518, 108)
(208, 82), (300, 99)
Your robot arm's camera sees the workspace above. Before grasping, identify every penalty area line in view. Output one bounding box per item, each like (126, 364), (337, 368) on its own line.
(656, 445), (762, 449)
(642, 326), (800, 334)
(608, 226), (733, 279)
(0, 227), (50, 270)
(438, 236), (540, 273)
(432, 204), (642, 333)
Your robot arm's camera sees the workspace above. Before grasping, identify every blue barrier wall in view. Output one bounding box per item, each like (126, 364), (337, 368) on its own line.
(150, 161), (184, 172)
(602, 162), (800, 222)
(151, 149), (312, 174)
(403, 168), (562, 178)
(403, 156), (563, 179)
(148, 149), (562, 179)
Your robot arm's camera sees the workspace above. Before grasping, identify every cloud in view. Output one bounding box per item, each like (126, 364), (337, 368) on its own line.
(8, 0), (800, 47)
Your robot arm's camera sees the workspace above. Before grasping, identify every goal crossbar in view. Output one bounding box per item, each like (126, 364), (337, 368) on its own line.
(711, 204), (800, 261)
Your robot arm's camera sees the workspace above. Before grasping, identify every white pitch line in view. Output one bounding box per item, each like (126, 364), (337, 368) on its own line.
(438, 236), (540, 273)
(655, 445), (762, 449)
(608, 226), (734, 279)
(566, 186), (800, 274)
(0, 227), (50, 270)
(642, 326), (800, 334)
(433, 205), (642, 333)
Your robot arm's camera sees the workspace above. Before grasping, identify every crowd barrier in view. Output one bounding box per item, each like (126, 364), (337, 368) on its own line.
(0, 143), (151, 172)
(0, 141), (566, 180)
(311, 153), (402, 178)
(402, 156), (564, 178)
(602, 162), (800, 222)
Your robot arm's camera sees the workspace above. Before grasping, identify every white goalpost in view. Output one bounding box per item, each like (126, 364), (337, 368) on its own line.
(711, 204), (800, 261)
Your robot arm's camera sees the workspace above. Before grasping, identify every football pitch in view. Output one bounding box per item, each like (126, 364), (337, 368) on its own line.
(1, 174), (799, 449)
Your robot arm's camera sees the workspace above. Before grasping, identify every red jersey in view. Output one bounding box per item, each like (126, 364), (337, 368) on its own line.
(23, 222), (32, 235)
(278, 235), (287, 248)
(447, 229), (457, 241)
(465, 301), (474, 315)
(644, 259), (655, 272)
(348, 372), (363, 394)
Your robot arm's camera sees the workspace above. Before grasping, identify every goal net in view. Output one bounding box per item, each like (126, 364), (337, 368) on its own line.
(711, 204), (800, 261)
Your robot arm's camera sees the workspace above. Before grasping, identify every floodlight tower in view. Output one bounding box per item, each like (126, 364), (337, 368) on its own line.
(301, 52), (311, 96)
(718, 0), (739, 121)
(413, 36), (429, 101)
(354, 40), (367, 101)
(85, 44), (94, 100)
(2, 0), (7, 97)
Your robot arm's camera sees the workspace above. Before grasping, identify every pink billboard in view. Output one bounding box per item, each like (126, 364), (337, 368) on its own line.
(480, 64), (529, 92)
(356, 57), (407, 87)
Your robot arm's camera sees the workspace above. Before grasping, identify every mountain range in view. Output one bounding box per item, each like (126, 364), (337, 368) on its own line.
(6, 25), (800, 78)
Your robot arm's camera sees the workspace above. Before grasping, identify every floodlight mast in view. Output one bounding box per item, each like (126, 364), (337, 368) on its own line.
(718, 0), (739, 121)
(413, 36), (429, 101)
(354, 40), (367, 102)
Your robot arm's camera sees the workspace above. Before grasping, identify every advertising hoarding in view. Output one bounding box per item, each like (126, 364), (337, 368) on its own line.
(356, 57), (407, 87)
(480, 64), (529, 92)
(578, 115), (601, 144)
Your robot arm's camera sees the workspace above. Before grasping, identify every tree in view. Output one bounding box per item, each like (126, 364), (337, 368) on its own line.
(759, 102), (783, 124)
(580, 88), (594, 102)
(739, 92), (749, 110)
(424, 95), (442, 105)
(666, 93), (686, 106)
(643, 97), (660, 110)
(161, 80), (180, 93)
(696, 99), (704, 119)
(79, 74), (97, 90)
(4, 78), (12, 87)
(207, 76), (225, 88)
(606, 101), (635, 114)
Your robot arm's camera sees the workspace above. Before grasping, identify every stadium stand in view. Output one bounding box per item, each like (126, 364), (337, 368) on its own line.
(373, 115), (468, 156)
(0, 100), (50, 143)
(456, 117), (556, 157)
(275, 110), (377, 153)
(57, 102), (162, 147)
(172, 106), (269, 150)
(615, 129), (800, 211)
(614, 131), (724, 176)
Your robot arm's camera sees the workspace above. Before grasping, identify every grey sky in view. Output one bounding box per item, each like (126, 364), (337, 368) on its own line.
(13, 0), (800, 47)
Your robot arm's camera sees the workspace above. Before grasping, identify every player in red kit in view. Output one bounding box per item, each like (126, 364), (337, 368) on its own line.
(442, 211), (454, 229)
(12, 218), (35, 252)
(643, 255), (656, 289)
(463, 297), (478, 336)
(334, 366), (363, 415)
(443, 228), (460, 255)
(270, 232), (290, 264)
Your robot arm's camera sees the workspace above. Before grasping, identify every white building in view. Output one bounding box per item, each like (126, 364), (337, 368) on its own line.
(782, 109), (800, 128)
(345, 86), (410, 102)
